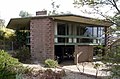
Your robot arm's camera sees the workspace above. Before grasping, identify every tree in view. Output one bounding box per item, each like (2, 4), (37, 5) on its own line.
(0, 28), (14, 40)
(0, 18), (14, 40)
(73, 0), (120, 24)
(0, 19), (5, 29)
(48, 0), (60, 15)
(19, 10), (32, 18)
(0, 19), (14, 40)
(0, 19), (5, 40)
(48, 0), (71, 15)
(13, 30), (28, 49)
(105, 45), (120, 78)
(73, 0), (120, 78)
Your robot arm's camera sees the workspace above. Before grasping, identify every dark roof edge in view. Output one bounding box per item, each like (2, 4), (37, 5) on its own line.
(9, 14), (111, 22)
(7, 14), (113, 27)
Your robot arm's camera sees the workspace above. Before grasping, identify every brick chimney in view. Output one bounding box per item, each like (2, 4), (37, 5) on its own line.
(36, 11), (47, 16)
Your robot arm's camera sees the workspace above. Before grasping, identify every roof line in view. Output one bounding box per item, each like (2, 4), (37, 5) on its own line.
(9, 14), (109, 22)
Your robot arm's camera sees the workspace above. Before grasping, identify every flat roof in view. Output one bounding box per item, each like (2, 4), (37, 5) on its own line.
(7, 14), (113, 29)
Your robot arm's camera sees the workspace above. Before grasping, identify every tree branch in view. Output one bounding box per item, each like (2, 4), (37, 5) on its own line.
(93, 7), (116, 24)
(112, 0), (120, 14)
(108, 0), (120, 14)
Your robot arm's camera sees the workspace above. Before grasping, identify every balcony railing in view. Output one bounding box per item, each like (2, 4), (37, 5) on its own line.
(54, 35), (104, 45)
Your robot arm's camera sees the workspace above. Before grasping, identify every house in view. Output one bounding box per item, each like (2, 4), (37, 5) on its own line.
(7, 11), (113, 64)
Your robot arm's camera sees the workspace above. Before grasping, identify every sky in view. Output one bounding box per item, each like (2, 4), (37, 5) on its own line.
(0, 0), (76, 25)
(0, 0), (116, 25)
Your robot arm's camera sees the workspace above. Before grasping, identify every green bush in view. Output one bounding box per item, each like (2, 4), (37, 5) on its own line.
(0, 50), (22, 79)
(0, 50), (33, 79)
(110, 65), (120, 79)
(45, 59), (58, 68)
(15, 46), (31, 63)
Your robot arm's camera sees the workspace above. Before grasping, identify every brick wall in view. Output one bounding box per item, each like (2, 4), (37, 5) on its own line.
(30, 18), (54, 63)
(74, 45), (93, 64)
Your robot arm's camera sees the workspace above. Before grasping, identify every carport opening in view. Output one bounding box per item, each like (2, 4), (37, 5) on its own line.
(55, 45), (75, 64)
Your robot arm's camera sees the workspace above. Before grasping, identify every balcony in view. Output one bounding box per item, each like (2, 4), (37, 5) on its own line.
(54, 35), (103, 45)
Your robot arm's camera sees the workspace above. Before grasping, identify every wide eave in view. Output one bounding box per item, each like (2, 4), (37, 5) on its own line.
(7, 14), (113, 29)
(52, 14), (113, 26)
(7, 18), (31, 29)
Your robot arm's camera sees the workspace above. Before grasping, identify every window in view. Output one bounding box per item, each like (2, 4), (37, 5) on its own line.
(84, 27), (104, 38)
(55, 22), (105, 44)
(57, 23), (69, 43)
(77, 26), (87, 36)
(57, 23), (68, 35)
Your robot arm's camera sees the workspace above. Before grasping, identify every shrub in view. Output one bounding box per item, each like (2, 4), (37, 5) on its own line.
(15, 46), (31, 63)
(110, 65), (120, 79)
(0, 50), (33, 79)
(0, 50), (22, 79)
(45, 59), (58, 68)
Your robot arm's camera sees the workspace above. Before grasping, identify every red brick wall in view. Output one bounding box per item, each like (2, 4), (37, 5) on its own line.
(74, 45), (93, 64)
(30, 18), (54, 63)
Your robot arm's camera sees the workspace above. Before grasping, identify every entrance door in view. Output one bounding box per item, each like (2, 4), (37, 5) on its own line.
(55, 45), (74, 63)
(62, 46), (74, 60)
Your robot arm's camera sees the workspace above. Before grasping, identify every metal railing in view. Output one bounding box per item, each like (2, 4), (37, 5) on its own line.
(55, 35), (104, 45)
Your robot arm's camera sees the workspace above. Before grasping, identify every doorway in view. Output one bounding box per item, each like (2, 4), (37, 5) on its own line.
(55, 45), (75, 64)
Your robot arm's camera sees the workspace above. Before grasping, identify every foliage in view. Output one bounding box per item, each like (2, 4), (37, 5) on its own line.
(14, 30), (28, 49)
(0, 19), (5, 29)
(73, 0), (120, 13)
(73, 0), (120, 36)
(112, 14), (120, 27)
(0, 50), (33, 79)
(15, 46), (31, 63)
(111, 14), (120, 35)
(0, 50), (21, 79)
(45, 59), (58, 68)
(102, 45), (120, 78)
(48, 0), (60, 15)
(93, 63), (101, 78)
(4, 29), (15, 40)
(110, 65), (120, 79)
(19, 10), (32, 18)
(48, 0), (71, 15)
(73, 0), (120, 26)
(0, 29), (5, 40)
(0, 19), (14, 41)
(93, 45), (104, 56)
(0, 28), (15, 51)
(16, 73), (23, 79)
(103, 46), (120, 65)
(73, 0), (120, 78)
(0, 28), (15, 40)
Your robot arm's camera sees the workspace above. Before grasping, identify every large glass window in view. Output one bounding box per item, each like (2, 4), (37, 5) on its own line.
(84, 27), (104, 38)
(55, 22), (105, 44)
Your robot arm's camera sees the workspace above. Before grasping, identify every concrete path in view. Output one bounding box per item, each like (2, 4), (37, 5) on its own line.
(23, 62), (110, 79)
(62, 62), (110, 76)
